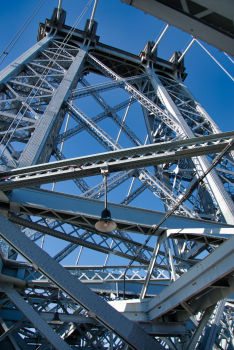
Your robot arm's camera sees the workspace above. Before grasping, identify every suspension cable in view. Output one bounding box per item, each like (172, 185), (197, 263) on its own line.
(224, 52), (234, 65)
(0, 0), (93, 159)
(196, 39), (234, 82)
(123, 138), (234, 299)
(0, 0), (47, 65)
(154, 23), (168, 43)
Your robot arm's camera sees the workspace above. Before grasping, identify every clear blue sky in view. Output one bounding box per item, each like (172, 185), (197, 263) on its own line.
(1, 0), (234, 133)
(1, 0), (234, 265)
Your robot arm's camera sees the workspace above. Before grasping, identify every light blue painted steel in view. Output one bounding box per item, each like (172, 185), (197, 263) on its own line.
(149, 68), (234, 224)
(18, 49), (87, 167)
(147, 234), (234, 321)
(187, 305), (216, 350)
(0, 254), (3, 273)
(70, 74), (149, 100)
(204, 299), (226, 350)
(0, 213), (163, 350)
(1, 130), (234, 192)
(0, 283), (71, 350)
(119, 0), (234, 57)
(9, 188), (234, 232)
(0, 35), (52, 86)
(58, 97), (136, 143)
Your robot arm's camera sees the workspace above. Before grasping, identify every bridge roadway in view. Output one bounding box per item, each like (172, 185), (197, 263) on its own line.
(110, 232), (234, 323)
(120, 0), (234, 57)
(0, 217), (233, 338)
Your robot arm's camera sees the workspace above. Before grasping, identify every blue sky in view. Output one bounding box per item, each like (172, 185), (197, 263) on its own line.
(1, 0), (234, 133)
(1, 0), (234, 265)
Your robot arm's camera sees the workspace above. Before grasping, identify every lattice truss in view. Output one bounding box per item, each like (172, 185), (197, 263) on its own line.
(0, 13), (234, 350)
(0, 283), (125, 349)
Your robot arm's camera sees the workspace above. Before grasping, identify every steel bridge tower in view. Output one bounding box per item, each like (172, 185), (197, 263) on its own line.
(0, 3), (234, 349)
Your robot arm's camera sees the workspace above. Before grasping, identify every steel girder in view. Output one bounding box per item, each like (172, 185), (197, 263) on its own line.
(119, 0), (234, 57)
(5, 187), (234, 231)
(0, 12), (233, 350)
(110, 233), (234, 320)
(0, 213), (163, 350)
(1, 131), (233, 190)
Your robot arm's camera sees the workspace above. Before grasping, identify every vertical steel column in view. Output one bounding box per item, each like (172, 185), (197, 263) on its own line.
(148, 67), (234, 224)
(178, 82), (222, 134)
(0, 34), (53, 258)
(179, 80), (234, 164)
(0, 213), (163, 350)
(167, 240), (177, 281)
(140, 233), (166, 299)
(18, 49), (86, 167)
(0, 35), (52, 86)
(204, 299), (226, 350)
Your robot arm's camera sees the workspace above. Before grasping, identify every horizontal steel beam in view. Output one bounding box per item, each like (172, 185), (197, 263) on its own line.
(0, 111), (38, 125)
(166, 228), (233, 245)
(111, 234), (234, 322)
(0, 268), (168, 297)
(0, 131), (233, 191)
(8, 214), (155, 267)
(146, 233), (234, 320)
(120, 0), (234, 57)
(41, 313), (188, 335)
(9, 214), (196, 266)
(8, 215), (198, 277)
(137, 321), (188, 336)
(5, 188), (234, 234)
(70, 74), (150, 99)
(0, 213), (162, 350)
(0, 309), (188, 335)
(41, 313), (98, 324)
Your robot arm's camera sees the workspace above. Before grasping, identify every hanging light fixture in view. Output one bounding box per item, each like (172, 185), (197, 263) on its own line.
(95, 171), (117, 233)
(51, 311), (61, 324)
(51, 289), (62, 324)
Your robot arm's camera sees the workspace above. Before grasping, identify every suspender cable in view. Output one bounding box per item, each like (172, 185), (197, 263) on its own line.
(178, 38), (195, 63)
(57, 0), (63, 21)
(0, 0), (47, 65)
(151, 24), (169, 54)
(0, 0), (93, 159)
(196, 39), (234, 82)
(88, 0), (99, 32)
(224, 52), (234, 65)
